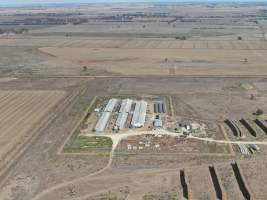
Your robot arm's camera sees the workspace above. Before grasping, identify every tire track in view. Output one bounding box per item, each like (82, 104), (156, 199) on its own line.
(0, 92), (38, 126)
(0, 91), (17, 104)
(0, 92), (57, 140)
(1, 92), (63, 156)
(0, 92), (43, 129)
(0, 92), (64, 141)
(0, 90), (74, 187)
(0, 91), (27, 111)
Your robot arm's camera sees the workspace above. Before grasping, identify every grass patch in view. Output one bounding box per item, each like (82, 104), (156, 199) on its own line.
(239, 82), (254, 90)
(64, 135), (112, 154)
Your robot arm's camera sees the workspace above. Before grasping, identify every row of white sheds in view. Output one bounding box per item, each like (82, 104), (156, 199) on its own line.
(115, 99), (133, 130)
(94, 98), (147, 132)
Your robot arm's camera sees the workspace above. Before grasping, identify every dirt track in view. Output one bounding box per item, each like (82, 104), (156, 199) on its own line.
(32, 128), (267, 200)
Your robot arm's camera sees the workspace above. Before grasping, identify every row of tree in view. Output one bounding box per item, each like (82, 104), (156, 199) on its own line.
(0, 28), (28, 34)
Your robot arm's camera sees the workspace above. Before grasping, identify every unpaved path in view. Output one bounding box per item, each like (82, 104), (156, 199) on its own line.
(32, 129), (267, 200)
(189, 135), (267, 145)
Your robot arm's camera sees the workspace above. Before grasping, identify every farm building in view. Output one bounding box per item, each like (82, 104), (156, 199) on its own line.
(131, 100), (147, 128)
(104, 98), (118, 112)
(115, 112), (129, 130)
(153, 119), (163, 127)
(119, 99), (133, 113)
(180, 121), (191, 132)
(114, 99), (133, 130)
(154, 102), (166, 113)
(255, 118), (267, 134)
(94, 98), (117, 132)
(94, 112), (111, 132)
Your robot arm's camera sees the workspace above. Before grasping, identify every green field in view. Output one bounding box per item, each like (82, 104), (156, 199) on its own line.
(64, 135), (113, 154)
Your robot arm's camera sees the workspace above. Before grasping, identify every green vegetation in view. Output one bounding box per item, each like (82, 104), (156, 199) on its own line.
(239, 82), (254, 90)
(64, 135), (112, 154)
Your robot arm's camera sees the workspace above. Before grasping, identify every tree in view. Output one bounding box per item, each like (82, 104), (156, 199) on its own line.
(82, 66), (87, 71)
(250, 94), (255, 100)
(255, 109), (264, 116)
(244, 58), (248, 63)
(175, 36), (186, 40)
(67, 186), (76, 197)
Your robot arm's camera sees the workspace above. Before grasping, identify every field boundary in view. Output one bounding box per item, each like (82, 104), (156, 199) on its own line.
(219, 123), (235, 156)
(57, 96), (97, 155)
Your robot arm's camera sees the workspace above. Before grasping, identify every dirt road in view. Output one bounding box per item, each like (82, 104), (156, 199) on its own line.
(33, 128), (267, 200)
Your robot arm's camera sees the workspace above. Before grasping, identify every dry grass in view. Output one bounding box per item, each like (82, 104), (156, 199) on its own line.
(39, 47), (267, 76)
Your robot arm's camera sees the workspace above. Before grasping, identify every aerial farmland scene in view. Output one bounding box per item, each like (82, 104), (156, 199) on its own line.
(1, 0), (267, 199)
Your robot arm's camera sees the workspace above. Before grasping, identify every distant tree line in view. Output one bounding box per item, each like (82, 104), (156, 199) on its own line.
(175, 36), (187, 40)
(0, 28), (28, 34)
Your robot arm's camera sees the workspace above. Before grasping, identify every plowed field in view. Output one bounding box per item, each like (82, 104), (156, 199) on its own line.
(0, 90), (66, 170)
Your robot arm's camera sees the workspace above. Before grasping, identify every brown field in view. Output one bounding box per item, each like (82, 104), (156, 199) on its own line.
(1, 38), (267, 50)
(0, 90), (66, 171)
(188, 167), (217, 199)
(215, 164), (244, 200)
(38, 47), (267, 76)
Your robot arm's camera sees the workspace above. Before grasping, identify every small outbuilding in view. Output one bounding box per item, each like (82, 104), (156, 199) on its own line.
(153, 119), (163, 127)
(179, 122), (191, 131)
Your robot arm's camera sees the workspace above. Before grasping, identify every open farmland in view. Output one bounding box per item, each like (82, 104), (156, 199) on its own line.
(0, 90), (66, 173)
(38, 46), (267, 76)
(1, 1), (267, 200)
(1, 38), (267, 50)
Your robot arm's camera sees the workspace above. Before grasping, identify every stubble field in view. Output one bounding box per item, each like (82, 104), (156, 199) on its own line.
(0, 90), (66, 172)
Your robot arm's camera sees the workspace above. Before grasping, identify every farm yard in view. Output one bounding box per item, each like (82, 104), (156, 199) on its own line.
(1, 77), (267, 200)
(116, 135), (231, 155)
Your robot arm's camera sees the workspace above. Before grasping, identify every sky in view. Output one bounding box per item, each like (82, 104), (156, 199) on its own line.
(0, 0), (266, 7)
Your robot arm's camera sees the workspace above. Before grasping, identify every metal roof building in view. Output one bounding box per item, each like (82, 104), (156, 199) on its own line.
(153, 119), (163, 127)
(114, 99), (133, 130)
(104, 98), (118, 112)
(158, 103), (162, 113)
(115, 112), (129, 130)
(95, 98), (117, 132)
(162, 103), (166, 113)
(154, 103), (158, 113)
(255, 118), (267, 134)
(131, 100), (147, 128)
(94, 112), (111, 132)
(154, 102), (166, 113)
(119, 99), (132, 113)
